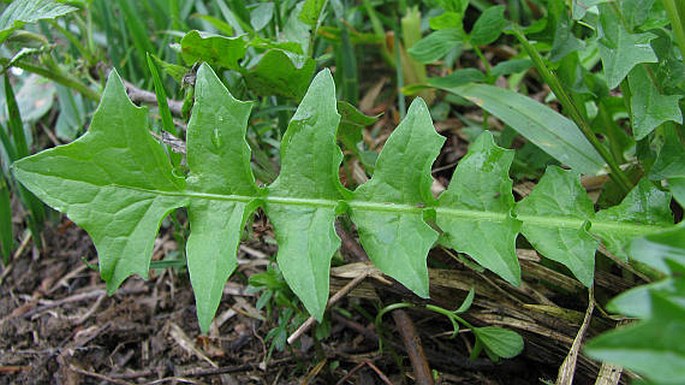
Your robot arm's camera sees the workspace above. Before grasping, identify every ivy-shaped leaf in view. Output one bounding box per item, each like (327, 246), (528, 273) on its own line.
(266, 69), (344, 319)
(0, 0), (77, 43)
(11, 69), (187, 291)
(185, 64), (259, 332)
(516, 166), (598, 287)
(592, 179), (673, 261)
(598, 4), (658, 89)
(180, 31), (246, 70)
(351, 98), (444, 297)
(437, 132), (521, 286)
(12, 65), (678, 332)
(627, 65), (683, 140)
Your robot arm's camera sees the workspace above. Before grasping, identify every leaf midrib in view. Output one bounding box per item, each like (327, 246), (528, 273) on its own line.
(115, 185), (670, 235)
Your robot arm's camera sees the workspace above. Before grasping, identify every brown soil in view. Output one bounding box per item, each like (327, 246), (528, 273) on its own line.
(0, 217), (620, 384)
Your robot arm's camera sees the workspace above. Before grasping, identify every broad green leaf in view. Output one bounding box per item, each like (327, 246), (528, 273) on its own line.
(631, 225), (685, 275)
(180, 30), (246, 70)
(469, 5), (507, 46)
(607, 278), (679, 318)
(299, 0), (326, 28)
(572, 0), (610, 20)
(12, 70), (187, 292)
(473, 326), (524, 359)
(266, 69), (343, 320)
(598, 4), (658, 89)
(651, 127), (685, 205)
(429, 80), (606, 175)
(244, 49), (316, 100)
(0, 0), (77, 43)
(490, 59), (532, 78)
(185, 64), (259, 332)
(429, 12), (463, 31)
(437, 131), (521, 286)
(516, 166), (597, 286)
(12, 64), (678, 334)
(250, 2), (274, 31)
(585, 293), (685, 385)
(592, 179), (673, 261)
(351, 98), (444, 298)
(628, 66), (682, 140)
(408, 29), (463, 64)
(549, 1), (585, 62)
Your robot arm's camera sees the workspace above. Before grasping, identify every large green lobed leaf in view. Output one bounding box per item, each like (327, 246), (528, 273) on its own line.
(351, 98), (444, 298)
(12, 64), (678, 332)
(0, 0), (77, 43)
(266, 69), (344, 320)
(437, 131), (521, 286)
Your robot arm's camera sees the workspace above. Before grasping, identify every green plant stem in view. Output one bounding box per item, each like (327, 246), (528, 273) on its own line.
(662, 0), (685, 60)
(12, 61), (101, 102)
(512, 27), (632, 193)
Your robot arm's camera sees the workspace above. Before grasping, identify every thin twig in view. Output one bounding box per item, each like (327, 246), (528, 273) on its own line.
(556, 287), (595, 385)
(70, 365), (138, 385)
(392, 309), (433, 385)
(288, 270), (372, 345)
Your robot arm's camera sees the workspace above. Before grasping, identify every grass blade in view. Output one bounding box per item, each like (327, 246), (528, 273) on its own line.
(430, 80), (606, 175)
(146, 53), (176, 136)
(0, 172), (12, 264)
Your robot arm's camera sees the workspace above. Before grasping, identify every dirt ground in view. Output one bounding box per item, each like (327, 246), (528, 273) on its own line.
(0, 213), (624, 385)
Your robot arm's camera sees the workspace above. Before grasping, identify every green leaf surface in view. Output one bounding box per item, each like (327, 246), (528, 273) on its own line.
(12, 70), (186, 292)
(351, 98), (444, 298)
(473, 326), (525, 359)
(0, 174), (11, 263)
(408, 29), (463, 64)
(437, 131), (521, 286)
(628, 65), (683, 140)
(430, 80), (606, 175)
(593, 179), (673, 261)
(185, 64), (258, 332)
(0, 0), (77, 43)
(180, 30), (246, 70)
(12, 64), (677, 333)
(598, 4), (658, 89)
(469, 5), (507, 46)
(631, 225), (685, 274)
(299, 0), (326, 28)
(516, 166), (598, 286)
(267, 69), (343, 320)
(244, 49), (316, 100)
(585, 293), (685, 385)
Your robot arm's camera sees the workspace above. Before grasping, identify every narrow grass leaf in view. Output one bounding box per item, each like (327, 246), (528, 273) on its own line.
(430, 80), (606, 175)
(0, 174), (12, 263)
(146, 54), (176, 136)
